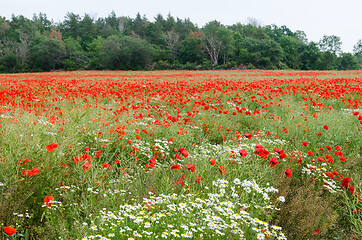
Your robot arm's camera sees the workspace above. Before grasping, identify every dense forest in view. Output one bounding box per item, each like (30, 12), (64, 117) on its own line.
(0, 12), (361, 72)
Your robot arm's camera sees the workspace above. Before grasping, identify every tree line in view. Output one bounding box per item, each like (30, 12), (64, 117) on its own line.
(0, 12), (361, 73)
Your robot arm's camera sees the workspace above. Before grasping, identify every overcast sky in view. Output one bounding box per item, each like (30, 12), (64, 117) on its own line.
(1, 0), (361, 52)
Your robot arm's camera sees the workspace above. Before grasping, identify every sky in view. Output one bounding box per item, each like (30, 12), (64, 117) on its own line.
(1, 0), (361, 53)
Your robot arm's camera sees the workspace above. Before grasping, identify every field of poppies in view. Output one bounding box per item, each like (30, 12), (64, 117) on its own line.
(0, 70), (361, 239)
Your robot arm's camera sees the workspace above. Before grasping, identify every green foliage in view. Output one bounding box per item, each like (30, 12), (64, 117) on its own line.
(28, 37), (66, 71)
(102, 35), (155, 70)
(235, 37), (284, 69)
(0, 12), (359, 72)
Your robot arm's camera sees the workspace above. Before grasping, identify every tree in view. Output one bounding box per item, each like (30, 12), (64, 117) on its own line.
(203, 21), (233, 65)
(279, 35), (306, 69)
(179, 32), (204, 64)
(165, 29), (180, 58)
(102, 35), (154, 70)
(28, 36), (66, 71)
(353, 39), (362, 69)
(63, 37), (88, 70)
(235, 37), (284, 69)
(318, 35), (342, 55)
(300, 42), (324, 70)
(337, 53), (358, 70)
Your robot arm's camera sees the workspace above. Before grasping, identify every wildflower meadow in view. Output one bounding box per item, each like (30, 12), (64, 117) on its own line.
(0, 70), (361, 239)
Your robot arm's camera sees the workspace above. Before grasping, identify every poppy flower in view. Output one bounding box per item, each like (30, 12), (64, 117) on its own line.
(22, 167), (40, 177)
(3, 226), (16, 236)
(148, 157), (156, 166)
(82, 161), (91, 172)
(341, 177), (351, 189)
(313, 229), (320, 235)
(348, 186), (355, 194)
(219, 165), (226, 175)
(195, 176), (201, 183)
(84, 147), (90, 152)
(302, 142), (308, 147)
(326, 146), (332, 151)
(210, 158), (216, 165)
(285, 168), (292, 177)
(46, 143), (58, 152)
(335, 145), (341, 151)
(187, 164), (196, 173)
(81, 154), (92, 161)
(72, 156), (81, 163)
(242, 132), (252, 139)
(239, 149), (248, 158)
(269, 157), (279, 168)
(324, 125), (328, 130)
(94, 150), (101, 158)
(178, 147), (189, 158)
(171, 164), (180, 170)
(18, 158), (31, 165)
(278, 149), (287, 159)
(101, 163), (112, 169)
(44, 195), (55, 207)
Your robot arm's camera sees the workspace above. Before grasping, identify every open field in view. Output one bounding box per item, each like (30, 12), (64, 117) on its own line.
(0, 70), (361, 239)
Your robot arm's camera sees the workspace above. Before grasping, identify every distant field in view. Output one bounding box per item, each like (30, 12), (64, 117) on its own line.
(0, 70), (361, 239)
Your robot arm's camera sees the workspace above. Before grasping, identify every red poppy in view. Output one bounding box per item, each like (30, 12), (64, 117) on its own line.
(171, 164), (180, 170)
(324, 125), (328, 130)
(3, 226), (17, 236)
(326, 146), (332, 151)
(313, 229), (320, 235)
(81, 154), (92, 161)
(44, 195), (55, 207)
(307, 152), (314, 156)
(242, 132), (252, 139)
(335, 145), (341, 151)
(239, 149), (248, 158)
(195, 176), (201, 183)
(302, 142), (308, 147)
(341, 177), (351, 189)
(277, 149), (287, 159)
(22, 167), (40, 177)
(94, 150), (101, 158)
(72, 156), (81, 163)
(269, 157), (279, 168)
(46, 143), (58, 152)
(285, 168), (292, 177)
(317, 157), (325, 162)
(210, 158), (216, 165)
(146, 157), (156, 169)
(84, 147), (90, 152)
(18, 158), (31, 165)
(178, 147), (189, 158)
(187, 164), (196, 173)
(101, 163), (112, 169)
(82, 161), (91, 172)
(219, 165), (226, 175)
